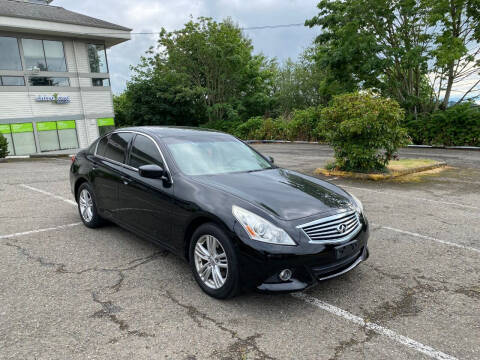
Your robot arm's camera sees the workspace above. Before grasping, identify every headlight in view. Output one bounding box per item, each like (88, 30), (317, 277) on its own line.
(350, 193), (364, 213)
(232, 205), (296, 246)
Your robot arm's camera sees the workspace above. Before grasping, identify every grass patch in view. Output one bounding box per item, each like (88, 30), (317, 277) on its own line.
(315, 158), (447, 181)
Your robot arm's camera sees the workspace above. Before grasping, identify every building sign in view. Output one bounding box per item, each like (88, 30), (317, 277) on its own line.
(11, 123), (34, 133)
(36, 94), (71, 104)
(0, 124), (11, 134)
(37, 122), (57, 131)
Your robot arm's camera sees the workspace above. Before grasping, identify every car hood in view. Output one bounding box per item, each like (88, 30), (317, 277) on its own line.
(193, 168), (352, 221)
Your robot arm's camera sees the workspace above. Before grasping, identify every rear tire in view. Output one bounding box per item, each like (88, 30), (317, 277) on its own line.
(189, 223), (241, 299)
(77, 183), (104, 228)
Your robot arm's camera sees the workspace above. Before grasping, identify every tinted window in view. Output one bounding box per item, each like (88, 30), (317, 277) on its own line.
(29, 77), (70, 86)
(22, 39), (67, 72)
(96, 136), (108, 156)
(88, 44), (108, 73)
(0, 37), (22, 70)
(128, 135), (163, 169)
(92, 78), (110, 87)
(1, 76), (25, 86)
(103, 132), (133, 163)
(43, 40), (67, 72)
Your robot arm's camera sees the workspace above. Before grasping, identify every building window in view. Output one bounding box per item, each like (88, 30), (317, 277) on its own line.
(0, 76), (25, 86)
(0, 37), (22, 70)
(0, 124), (15, 156)
(29, 77), (70, 87)
(97, 118), (115, 136)
(36, 120), (78, 152)
(88, 44), (108, 73)
(10, 123), (37, 155)
(92, 78), (110, 87)
(22, 39), (67, 72)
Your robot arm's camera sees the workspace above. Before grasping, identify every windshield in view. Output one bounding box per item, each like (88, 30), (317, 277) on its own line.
(166, 137), (272, 175)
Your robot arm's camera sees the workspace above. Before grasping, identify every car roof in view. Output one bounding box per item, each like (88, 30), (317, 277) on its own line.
(118, 126), (228, 139)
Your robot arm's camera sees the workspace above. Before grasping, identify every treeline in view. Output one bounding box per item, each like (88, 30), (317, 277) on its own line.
(115, 1), (480, 146)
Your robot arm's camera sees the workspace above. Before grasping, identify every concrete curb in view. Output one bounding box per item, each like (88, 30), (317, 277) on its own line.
(3, 153), (72, 162)
(246, 139), (480, 151)
(314, 161), (447, 181)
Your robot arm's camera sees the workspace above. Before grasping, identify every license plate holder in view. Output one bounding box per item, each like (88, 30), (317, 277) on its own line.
(335, 240), (361, 259)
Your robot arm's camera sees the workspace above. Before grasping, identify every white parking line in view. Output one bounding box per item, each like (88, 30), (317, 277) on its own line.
(20, 184), (76, 206)
(373, 224), (480, 254)
(291, 293), (457, 360)
(338, 185), (480, 210)
(0, 222), (82, 240)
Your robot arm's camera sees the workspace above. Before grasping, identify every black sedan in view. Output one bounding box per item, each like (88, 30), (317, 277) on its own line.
(70, 127), (369, 299)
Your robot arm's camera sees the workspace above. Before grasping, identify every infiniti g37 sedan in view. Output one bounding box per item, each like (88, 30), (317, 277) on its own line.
(70, 127), (369, 299)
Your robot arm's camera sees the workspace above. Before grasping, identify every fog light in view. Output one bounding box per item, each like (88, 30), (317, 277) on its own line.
(279, 269), (292, 281)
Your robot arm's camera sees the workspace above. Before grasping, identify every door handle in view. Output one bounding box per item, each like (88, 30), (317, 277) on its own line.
(121, 176), (132, 185)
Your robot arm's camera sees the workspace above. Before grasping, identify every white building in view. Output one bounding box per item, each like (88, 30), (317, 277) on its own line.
(0, 0), (131, 155)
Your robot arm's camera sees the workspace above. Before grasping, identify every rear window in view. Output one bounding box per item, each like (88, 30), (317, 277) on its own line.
(97, 132), (133, 163)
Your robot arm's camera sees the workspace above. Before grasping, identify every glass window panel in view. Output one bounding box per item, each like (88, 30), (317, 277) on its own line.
(88, 44), (108, 73)
(128, 135), (163, 169)
(1, 76), (25, 86)
(58, 129), (78, 149)
(98, 125), (115, 137)
(0, 37), (22, 70)
(103, 132), (133, 163)
(96, 136), (108, 156)
(43, 40), (67, 72)
(22, 39), (47, 71)
(92, 78), (110, 87)
(11, 132), (36, 155)
(29, 77), (70, 86)
(38, 130), (60, 152)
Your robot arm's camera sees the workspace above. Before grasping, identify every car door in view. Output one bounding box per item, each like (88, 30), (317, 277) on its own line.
(91, 132), (134, 217)
(117, 133), (175, 245)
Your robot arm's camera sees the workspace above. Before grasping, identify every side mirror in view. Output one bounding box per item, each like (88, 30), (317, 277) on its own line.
(138, 164), (165, 179)
(268, 156), (274, 164)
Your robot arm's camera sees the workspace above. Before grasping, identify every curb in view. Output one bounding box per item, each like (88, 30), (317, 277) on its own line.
(246, 139), (480, 151)
(3, 153), (72, 162)
(314, 161), (447, 181)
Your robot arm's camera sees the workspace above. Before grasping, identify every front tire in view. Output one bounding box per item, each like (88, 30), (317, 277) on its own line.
(189, 223), (241, 299)
(77, 183), (104, 228)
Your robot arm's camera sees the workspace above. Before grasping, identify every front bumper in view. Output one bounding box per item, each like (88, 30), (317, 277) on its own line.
(236, 224), (369, 293)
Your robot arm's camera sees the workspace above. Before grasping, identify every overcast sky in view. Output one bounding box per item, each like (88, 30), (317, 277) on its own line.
(54, 0), (320, 94)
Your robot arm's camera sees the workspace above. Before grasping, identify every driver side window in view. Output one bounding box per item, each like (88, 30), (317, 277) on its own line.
(128, 134), (163, 169)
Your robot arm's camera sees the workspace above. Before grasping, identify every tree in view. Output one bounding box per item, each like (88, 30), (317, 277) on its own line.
(427, 0), (480, 108)
(307, 0), (480, 114)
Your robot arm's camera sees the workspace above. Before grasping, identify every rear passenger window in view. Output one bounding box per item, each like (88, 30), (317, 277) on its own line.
(103, 132), (133, 163)
(96, 136), (108, 156)
(128, 134), (163, 168)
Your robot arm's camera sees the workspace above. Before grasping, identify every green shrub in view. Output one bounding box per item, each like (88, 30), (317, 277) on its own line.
(322, 92), (409, 172)
(405, 103), (480, 146)
(200, 120), (241, 134)
(287, 106), (325, 141)
(234, 117), (264, 139)
(0, 133), (9, 158)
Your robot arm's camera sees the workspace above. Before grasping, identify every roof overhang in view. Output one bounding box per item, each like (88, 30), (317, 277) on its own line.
(0, 15), (130, 47)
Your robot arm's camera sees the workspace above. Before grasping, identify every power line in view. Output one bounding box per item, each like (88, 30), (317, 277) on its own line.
(82, 23), (306, 36)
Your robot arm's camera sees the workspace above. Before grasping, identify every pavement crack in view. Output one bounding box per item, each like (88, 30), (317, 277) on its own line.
(164, 291), (277, 360)
(4, 242), (67, 273)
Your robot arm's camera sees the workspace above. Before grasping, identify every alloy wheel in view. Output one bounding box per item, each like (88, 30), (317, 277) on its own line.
(194, 235), (228, 289)
(79, 189), (94, 222)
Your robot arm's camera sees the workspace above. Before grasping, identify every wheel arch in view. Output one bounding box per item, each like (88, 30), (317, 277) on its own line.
(74, 177), (89, 202)
(183, 215), (233, 262)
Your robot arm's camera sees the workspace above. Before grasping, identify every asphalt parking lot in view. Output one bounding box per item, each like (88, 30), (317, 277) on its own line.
(1, 144), (479, 360)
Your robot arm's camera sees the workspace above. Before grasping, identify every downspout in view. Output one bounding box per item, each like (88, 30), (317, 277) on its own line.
(72, 39), (89, 146)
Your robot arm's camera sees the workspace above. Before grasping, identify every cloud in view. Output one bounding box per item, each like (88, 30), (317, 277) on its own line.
(54, 0), (319, 93)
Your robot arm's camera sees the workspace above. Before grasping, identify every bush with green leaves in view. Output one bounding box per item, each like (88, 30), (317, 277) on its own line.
(405, 103), (480, 146)
(0, 133), (9, 158)
(321, 92), (409, 172)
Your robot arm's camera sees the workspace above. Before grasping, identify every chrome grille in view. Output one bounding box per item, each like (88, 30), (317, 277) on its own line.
(298, 210), (362, 243)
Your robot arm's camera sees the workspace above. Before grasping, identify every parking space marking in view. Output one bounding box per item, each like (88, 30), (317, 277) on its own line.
(373, 224), (480, 254)
(20, 184), (76, 206)
(292, 293), (457, 360)
(0, 222), (82, 240)
(336, 185), (480, 210)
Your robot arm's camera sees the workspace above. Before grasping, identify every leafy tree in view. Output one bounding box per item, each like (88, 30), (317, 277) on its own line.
(321, 92), (409, 172)
(307, 0), (480, 114)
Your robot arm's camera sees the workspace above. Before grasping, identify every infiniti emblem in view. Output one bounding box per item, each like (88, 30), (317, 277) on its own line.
(336, 224), (347, 234)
